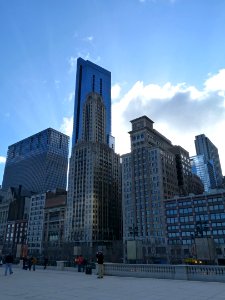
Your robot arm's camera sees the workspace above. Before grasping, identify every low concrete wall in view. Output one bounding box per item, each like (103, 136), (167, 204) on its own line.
(103, 263), (225, 282)
(14, 262), (225, 282)
(104, 263), (176, 280)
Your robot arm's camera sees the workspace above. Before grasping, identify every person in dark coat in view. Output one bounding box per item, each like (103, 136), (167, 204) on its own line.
(43, 257), (48, 269)
(4, 254), (13, 276)
(28, 257), (32, 271)
(23, 256), (28, 270)
(96, 251), (104, 278)
(82, 257), (88, 272)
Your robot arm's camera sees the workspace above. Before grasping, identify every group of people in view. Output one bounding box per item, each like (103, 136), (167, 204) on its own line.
(3, 251), (104, 278)
(75, 255), (87, 272)
(74, 251), (104, 278)
(22, 256), (37, 271)
(22, 256), (48, 270)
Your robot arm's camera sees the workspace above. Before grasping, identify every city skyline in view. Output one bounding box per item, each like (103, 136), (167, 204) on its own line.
(1, 0), (225, 184)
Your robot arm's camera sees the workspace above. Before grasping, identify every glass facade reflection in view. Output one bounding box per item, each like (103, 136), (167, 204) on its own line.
(2, 128), (69, 193)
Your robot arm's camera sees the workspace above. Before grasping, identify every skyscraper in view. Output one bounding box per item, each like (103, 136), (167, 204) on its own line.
(66, 92), (121, 253)
(122, 116), (179, 263)
(2, 128), (69, 193)
(195, 134), (223, 187)
(169, 145), (204, 196)
(72, 57), (111, 147)
(190, 155), (215, 192)
(169, 145), (193, 196)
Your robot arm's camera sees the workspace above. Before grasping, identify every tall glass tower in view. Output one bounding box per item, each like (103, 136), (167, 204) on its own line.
(190, 154), (215, 192)
(195, 134), (223, 187)
(2, 128), (69, 193)
(72, 57), (111, 147)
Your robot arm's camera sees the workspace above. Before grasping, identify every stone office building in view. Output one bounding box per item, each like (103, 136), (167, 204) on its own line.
(66, 92), (122, 259)
(122, 116), (179, 263)
(42, 190), (67, 259)
(27, 189), (67, 256)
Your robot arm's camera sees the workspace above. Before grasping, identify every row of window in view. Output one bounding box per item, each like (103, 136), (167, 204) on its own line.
(166, 197), (224, 208)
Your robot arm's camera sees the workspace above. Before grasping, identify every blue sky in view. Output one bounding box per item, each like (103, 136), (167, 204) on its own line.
(1, 0), (225, 185)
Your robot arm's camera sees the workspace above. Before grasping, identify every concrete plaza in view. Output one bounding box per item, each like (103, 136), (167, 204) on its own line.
(1, 266), (225, 300)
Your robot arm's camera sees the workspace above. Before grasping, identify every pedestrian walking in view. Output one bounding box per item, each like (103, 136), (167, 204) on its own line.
(23, 256), (27, 270)
(32, 257), (37, 271)
(96, 251), (104, 279)
(4, 253), (13, 276)
(82, 257), (88, 272)
(74, 255), (79, 268)
(28, 256), (32, 271)
(43, 257), (48, 269)
(77, 255), (84, 272)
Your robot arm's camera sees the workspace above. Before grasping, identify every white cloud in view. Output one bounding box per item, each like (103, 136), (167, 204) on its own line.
(0, 156), (6, 164)
(204, 69), (225, 92)
(112, 68), (225, 173)
(111, 84), (121, 100)
(54, 80), (60, 89)
(83, 36), (94, 42)
(95, 56), (101, 63)
(60, 116), (73, 138)
(68, 56), (77, 73)
(67, 92), (74, 102)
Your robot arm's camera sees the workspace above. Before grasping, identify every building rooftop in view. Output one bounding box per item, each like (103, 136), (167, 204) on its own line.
(45, 194), (66, 208)
(8, 127), (69, 148)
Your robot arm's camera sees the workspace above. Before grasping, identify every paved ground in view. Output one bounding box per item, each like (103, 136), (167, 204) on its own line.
(2, 266), (225, 300)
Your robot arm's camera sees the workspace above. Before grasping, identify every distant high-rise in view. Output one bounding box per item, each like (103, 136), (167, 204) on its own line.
(190, 155), (215, 192)
(72, 58), (111, 147)
(66, 92), (121, 249)
(2, 128), (69, 193)
(169, 146), (204, 196)
(195, 134), (223, 187)
(169, 145), (192, 196)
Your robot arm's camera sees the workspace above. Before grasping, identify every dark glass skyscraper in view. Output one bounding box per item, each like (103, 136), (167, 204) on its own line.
(72, 57), (111, 147)
(2, 128), (69, 193)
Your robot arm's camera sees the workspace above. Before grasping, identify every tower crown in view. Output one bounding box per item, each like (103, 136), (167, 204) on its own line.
(82, 92), (106, 144)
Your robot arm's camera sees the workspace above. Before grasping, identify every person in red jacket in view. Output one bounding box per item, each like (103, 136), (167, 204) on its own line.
(77, 255), (84, 272)
(96, 251), (104, 278)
